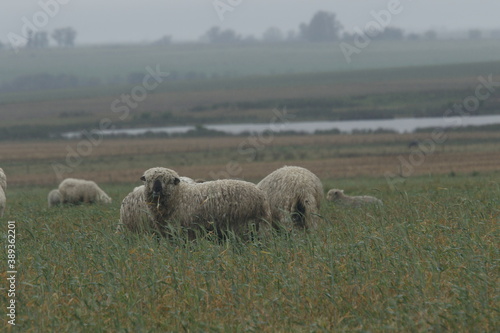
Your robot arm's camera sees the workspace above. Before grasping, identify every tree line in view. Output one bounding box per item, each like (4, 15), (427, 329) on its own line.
(0, 27), (76, 50)
(0, 11), (493, 50)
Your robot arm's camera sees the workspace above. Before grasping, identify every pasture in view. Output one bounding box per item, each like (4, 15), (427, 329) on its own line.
(1, 130), (499, 331)
(2, 172), (498, 331)
(1, 39), (499, 331)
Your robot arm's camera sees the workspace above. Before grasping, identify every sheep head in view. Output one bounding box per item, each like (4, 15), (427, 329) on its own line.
(141, 167), (181, 209)
(100, 193), (112, 204)
(327, 189), (344, 201)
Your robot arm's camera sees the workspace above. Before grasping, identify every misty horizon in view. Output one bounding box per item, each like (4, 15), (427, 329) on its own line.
(1, 1), (500, 46)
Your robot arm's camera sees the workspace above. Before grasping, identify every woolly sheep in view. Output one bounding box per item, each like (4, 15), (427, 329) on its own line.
(48, 189), (62, 208)
(179, 176), (196, 184)
(0, 168), (6, 217)
(119, 178), (196, 234)
(327, 189), (383, 207)
(257, 166), (323, 231)
(58, 178), (112, 205)
(119, 185), (157, 234)
(141, 167), (271, 240)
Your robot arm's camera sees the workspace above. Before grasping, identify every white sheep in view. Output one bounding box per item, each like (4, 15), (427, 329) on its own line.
(141, 167), (271, 240)
(0, 168), (6, 217)
(327, 189), (383, 207)
(47, 189), (62, 208)
(118, 185), (157, 234)
(257, 166), (323, 231)
(58, 178), (112, 205)
(179, 176), (196, 184)
(119, 177), (197, 234)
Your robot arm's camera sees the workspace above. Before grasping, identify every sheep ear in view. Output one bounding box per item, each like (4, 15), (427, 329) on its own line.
(173, 177), (180, 185)
(140, 175), (146, 181)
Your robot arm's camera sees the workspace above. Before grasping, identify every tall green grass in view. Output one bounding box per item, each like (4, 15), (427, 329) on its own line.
(2, 174), (498, 331)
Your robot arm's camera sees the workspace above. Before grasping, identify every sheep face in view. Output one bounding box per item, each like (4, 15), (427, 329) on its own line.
(141, 167), (181, 207)
(327, 189), (343, 201)
(100, 193), (112, 204)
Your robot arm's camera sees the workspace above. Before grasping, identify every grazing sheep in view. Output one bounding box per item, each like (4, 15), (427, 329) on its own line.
(257, 166), (323, 231)
(47, 189), (62, 208)
(141, 167), (271, 240)
(119, 185), (156, 234)
(58, 178), (112, 205)
(327, 189), (383, 207)
(179, 176), (196, 184)
(0, 168), (6, 217)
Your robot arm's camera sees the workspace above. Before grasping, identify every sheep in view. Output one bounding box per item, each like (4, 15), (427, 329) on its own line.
(140, 167), (271, 240)
(118, 185), (157, 234)
(0, 168), (6, 191)
(47, 189), (62, 208)
(257, 166), (323, 231)
(58, 178), (112, 205)
(327, 189), (383, 207)
(119, 177), (196, 234)
(0, 168), (6, 218)
(179, 176), (196, 184)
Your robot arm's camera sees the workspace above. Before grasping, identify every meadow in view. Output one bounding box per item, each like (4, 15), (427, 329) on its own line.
(2, 172), (498, 331)
(1, 39), (499, 331)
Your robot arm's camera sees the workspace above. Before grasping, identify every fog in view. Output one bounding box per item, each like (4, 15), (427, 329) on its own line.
(1, 0), (500, 45)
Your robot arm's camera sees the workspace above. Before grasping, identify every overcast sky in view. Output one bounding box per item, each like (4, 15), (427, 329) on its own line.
(2, 0), (500, 45)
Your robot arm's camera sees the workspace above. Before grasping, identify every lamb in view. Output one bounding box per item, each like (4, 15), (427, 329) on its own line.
(58, 178), (112, 205)
(257, 166), (323, 231)
(0, 168), (5, 217)
(118, 185), (156, 234)
(47, 189), (62, 207)
(327, 189), (383, 207)
(141, 167), (271, 240)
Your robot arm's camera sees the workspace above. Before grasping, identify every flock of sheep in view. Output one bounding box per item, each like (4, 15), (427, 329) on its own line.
(0, 166), (382, 239)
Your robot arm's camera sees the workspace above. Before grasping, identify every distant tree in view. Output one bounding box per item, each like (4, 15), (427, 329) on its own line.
(152, 35), (172, 46)
(423, 30), (437, 40)
(262, 27), (284, 43)
(468, 29), (482, 40)
(299, 11), (342, 42)
(374, 27), (404, 40)
(52, 27), (77, 47)
(202, 26), (241, 44)
(31, 31), (49, 48)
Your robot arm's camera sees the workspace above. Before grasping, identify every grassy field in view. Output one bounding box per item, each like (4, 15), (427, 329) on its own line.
(1, 129), (499, 331)
(1, 39), (499, 331)
(2, 172), (498, 331)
